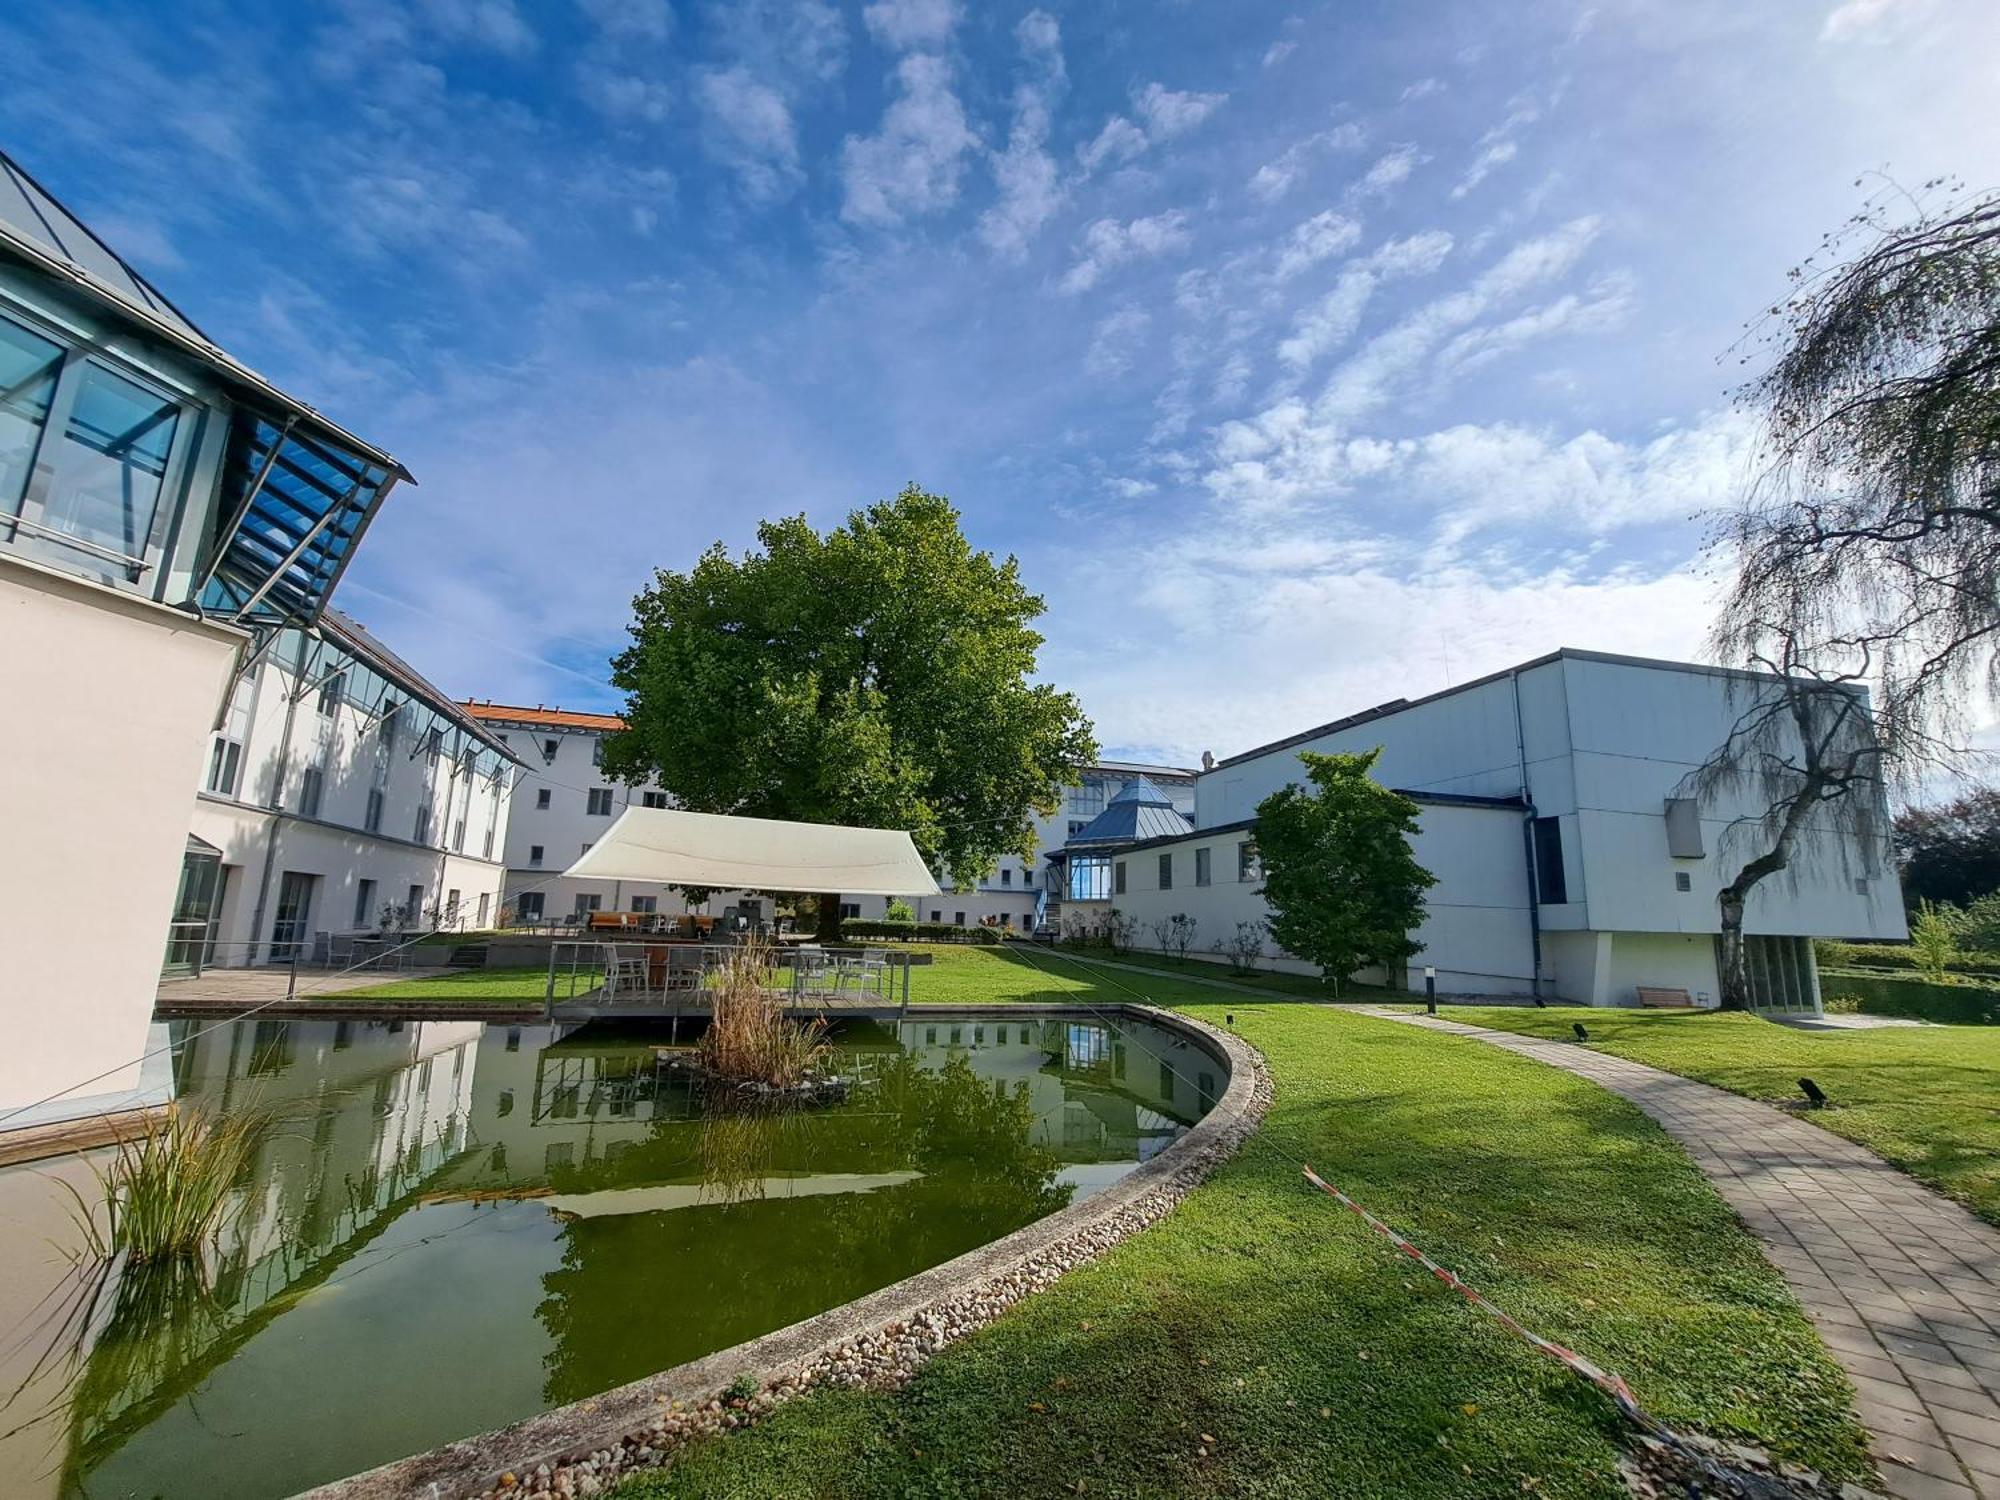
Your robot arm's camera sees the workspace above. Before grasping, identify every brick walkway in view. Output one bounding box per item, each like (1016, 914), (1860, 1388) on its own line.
(1363, 1010), (2000, 1500)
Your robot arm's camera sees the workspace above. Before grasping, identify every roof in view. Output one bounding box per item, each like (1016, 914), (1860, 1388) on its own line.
(461, 701), (628, 734)
(1091, 759), (1197, 781)
(1112, 790), (1529, 856)
(319, 608), (518, 763)
(1066, 777), (1197, 849)
(565, 807), (943, 896)
(1209, 647), (1842, 772)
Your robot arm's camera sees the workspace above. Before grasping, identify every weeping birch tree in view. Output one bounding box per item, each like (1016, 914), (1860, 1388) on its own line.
(1698, 184), (2000, 1002)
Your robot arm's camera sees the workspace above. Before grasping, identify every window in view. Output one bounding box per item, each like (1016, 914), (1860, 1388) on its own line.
(364, 786), (384, 833)
(529, 844), (545, 867)
(317, 672), (345, 717)
(353, 878), (376, 928)
(1067, 854), (1112, 901)
(574, 893), (602, 915)
(1237, 840), (1259, 882)
(1067, 820), (1086, 837)
(1532, 816), (1568, 905)
(591, 738), (605, 766)
(954, 911), (966, 926)
(0, 315), (62, 514)
(1674, 871), (1693, 893)
(476, 891), (490, 926)
(544, 1142), (575, 1171)
(542, 738), (558, 762)
(482, 827), (495, 859)
(631, 895), (658, 914)
(580, 841), (593, 856)
(206, 737), (243, 796)
(516, 891), (545, 922)
(413, 804), (433, 844)
(445, 889), (461, 925)
(587, 788), (614, 816)
(271, 871), (316, 960)
(1114, 860), (1127, 895)
(1158, 852), (1173, 890)
(930, 909), (942, 922)
(297, 766), (323, 818)
(451, 818), (466, 853)
(1066, 780), (1107, 817)
(407, 883), (425, 920)
(1000, 867), (1012, 886)
(1195, 847), (1211, 887)
(641, 790), (668, 809)
(840, 901), (860, 919)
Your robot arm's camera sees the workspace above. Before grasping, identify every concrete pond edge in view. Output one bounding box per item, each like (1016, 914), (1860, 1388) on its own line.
(294, 1002), (1272, 1500)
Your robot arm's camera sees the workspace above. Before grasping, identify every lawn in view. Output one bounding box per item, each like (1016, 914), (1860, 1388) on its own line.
(342, 964), (598, 1000)
(615, 949), (1869, 1500)
(1027, 942), (1373, 999)
(1445, 1005), (2000, 1227)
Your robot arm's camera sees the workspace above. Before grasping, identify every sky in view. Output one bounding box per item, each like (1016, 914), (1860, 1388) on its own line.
(3, 0), (1996, 766)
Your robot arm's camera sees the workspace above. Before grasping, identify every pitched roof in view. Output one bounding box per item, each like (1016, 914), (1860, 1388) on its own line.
(319, 608), (516, 761)
(460, 701), (628, 734)
(1066, 777), (1196, 849)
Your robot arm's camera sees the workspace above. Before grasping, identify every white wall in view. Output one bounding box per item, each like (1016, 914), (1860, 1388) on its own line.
(0, 557), (242, 1125)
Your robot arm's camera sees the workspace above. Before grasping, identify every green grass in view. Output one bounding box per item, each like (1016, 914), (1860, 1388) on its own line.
(1448, 1006), (2000, 1227)
(1032, 943), (1374, 999)
(340, 965), (598, 1001)
(615, 949), (1869, 1500)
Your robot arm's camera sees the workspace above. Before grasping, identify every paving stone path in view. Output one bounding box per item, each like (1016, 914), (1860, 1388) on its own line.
(1362, 1009), (2000, 1500)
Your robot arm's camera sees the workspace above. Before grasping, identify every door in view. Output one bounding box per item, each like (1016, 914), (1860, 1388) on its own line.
(271, 871), (317, 962)
(163, 844), (223, 974)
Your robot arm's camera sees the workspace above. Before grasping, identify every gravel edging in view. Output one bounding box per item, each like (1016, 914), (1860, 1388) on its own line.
(293, 1003), (1270, 1500)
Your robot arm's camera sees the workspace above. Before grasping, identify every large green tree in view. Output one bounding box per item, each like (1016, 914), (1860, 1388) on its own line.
(603, 485), (1097, 933)
(1254, 749), (1437, 993)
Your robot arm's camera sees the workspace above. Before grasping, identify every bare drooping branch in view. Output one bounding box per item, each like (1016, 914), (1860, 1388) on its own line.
(1712, 184), (2000, 777)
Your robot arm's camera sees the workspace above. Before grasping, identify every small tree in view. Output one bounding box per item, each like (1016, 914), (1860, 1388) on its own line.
(1254, 749), (1437, 993)
(1165, 912), (1198, 961)
(1909, 899), (1958, 983)
(1213, 921), (1266, 976)
(883, 898), (915, 922)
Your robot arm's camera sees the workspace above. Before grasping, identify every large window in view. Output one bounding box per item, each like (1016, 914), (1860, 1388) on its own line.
(1195, 846), (1211, 887)
(297, 767), (323, 818)
(1238, 839), (1260, 882)
(364, 786), (384, 833)
(1532, 816), (1568, 904)
(1, 309), (191, 581)
(1066, 779), (1107, 817)
(1158, 852), (1173, 890)
(641, 790), (668, 808)
(587, 788), (615, 816)
(1115, 860), (1128, 895)
(1068, 853), (1112, 901)
(206, 737), (242, 796)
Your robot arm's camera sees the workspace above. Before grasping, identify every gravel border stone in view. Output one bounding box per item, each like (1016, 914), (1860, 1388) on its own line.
(292, 1003), (1268, 1500)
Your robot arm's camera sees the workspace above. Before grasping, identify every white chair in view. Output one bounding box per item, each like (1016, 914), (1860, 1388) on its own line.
(605, 944), (650, 1000)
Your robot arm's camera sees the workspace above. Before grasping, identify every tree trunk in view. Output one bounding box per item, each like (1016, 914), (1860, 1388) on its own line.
(1715, 887), (1751, 1010)
(815, 891), (844, 941)
(1715, 779), (1823, 1009)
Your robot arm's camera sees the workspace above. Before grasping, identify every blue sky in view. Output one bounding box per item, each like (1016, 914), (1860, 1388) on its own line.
(4, 0), (1995, 764)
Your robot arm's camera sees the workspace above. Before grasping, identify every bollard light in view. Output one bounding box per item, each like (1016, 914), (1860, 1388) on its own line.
(1798, 1077), (1827, 1109)
(1424, 965), (1437, 1016)
(1572, 1022), (1590, 1042)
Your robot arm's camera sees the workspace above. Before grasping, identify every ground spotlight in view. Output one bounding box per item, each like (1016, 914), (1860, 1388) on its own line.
(1798, 1077), (1827, 1109)
(1572, 1023), (1589, 1042)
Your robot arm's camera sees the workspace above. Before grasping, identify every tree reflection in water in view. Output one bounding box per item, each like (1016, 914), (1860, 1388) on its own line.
(535, 1053), (1071, 1407)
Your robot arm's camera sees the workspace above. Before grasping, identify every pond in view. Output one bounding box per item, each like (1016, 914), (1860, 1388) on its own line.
(0, 1010), (1221, 1500)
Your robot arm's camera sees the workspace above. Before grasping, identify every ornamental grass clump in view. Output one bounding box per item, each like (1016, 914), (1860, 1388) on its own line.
(698, 944), (829, 1088)
(70, 1108), (261, 1264)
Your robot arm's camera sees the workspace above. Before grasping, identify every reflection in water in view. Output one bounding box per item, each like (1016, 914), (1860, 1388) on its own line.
(0, 1011), (1212, 1500)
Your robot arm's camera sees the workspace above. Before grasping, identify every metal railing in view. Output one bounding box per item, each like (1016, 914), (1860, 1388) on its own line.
(540, 940), (913, 1016)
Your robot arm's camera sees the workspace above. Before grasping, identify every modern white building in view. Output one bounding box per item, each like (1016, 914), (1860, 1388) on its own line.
(0, 150), (409, 1151)
(177, 608), (518, 967)
(1106, 649), (1908, 1012)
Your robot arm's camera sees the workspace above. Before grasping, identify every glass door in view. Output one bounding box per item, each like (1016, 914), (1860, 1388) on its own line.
(271, 871), (317, 962)
(163, 847), (223, 975)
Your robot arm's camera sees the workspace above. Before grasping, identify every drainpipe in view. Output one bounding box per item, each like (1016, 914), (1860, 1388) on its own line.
(1511, 669), (1543, 999)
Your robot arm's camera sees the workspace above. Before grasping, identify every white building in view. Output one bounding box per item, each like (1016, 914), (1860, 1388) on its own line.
(1108, 649), (1908, 1012)
(0, 150), (409, 1151)
(459, 702), (765, 925)
(177, 609), (518, 967)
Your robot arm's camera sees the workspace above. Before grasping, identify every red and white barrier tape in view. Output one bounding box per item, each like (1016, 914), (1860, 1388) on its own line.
(1301, 1165), (1655, 1431)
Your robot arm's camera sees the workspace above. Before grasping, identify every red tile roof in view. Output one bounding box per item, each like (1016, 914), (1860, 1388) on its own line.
(459, 701), (627, 733)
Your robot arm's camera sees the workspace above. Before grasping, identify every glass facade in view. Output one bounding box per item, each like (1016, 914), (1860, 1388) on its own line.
(1068, 853), (1112, 901)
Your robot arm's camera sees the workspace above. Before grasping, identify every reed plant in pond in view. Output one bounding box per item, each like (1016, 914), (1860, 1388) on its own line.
(66, 1107), (262, 1264)
(697, 944), (829, 1087)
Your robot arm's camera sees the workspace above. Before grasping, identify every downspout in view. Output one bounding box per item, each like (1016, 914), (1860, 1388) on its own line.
(1511, 669), (1543, 999)
(247, 631), (312, 962)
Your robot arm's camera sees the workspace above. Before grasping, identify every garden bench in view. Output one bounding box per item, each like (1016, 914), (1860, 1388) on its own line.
(1636, 986), (1694, 1008)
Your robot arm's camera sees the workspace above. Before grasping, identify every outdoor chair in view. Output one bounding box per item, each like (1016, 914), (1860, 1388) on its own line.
(792, 944), (834, 999)
(834, 947), (889, 999)
(663, 946), (707, 991)
(605, 944), (651, 1000)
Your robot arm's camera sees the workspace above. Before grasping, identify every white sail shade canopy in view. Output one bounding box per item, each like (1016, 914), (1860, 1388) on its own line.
(562, 807), (943, 896)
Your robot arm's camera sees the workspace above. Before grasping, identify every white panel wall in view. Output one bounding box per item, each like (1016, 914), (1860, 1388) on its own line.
(0, 559), (242, 1126)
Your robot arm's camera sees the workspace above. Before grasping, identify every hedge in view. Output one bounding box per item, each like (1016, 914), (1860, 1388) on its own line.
(1815, 940), (2000, 979)
(1818, 968), (2000, 1026)
(839, 919), (1003, 945)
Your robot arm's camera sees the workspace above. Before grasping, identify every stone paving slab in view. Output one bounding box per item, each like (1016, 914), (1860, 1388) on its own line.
(1362, 1009), (2000, 1500)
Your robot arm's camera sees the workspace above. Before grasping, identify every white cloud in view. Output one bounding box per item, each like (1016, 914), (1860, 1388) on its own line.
(862, 0), (961, 51)
(1078, 116), (1148, 172)
(1085, 306), (1150, 376)
(1272, 210), (1363, 281)
(1262, 39), (1297, 67)
(1277, 230), (1453, 371)
(1059, 210), (1192, 294)
(578, 65), (672, 124)
(978, 9), (1066, 258)
(1248, 123), (1366, 203)
(694, 66), (802, 204)
(1435, 274), (1634, 377)
(1820, 0), (1924, 40)
(840, 53), (977, 225)
(416, 0), (537, 53)
(574, 0), (672, 42)
(712, 0), (847, 83)
(1133, 81), (1227, 140)
(1450, 139), (1517, 198)
(1399, 77), (1444, 103)
(1352, 144), (1425, 198)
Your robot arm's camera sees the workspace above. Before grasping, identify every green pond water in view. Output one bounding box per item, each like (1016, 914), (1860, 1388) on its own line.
(2, 1011), (1219, 1500)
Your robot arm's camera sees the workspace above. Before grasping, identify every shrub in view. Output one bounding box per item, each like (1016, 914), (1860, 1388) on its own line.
(838, 918), (1002, 944)
(699, 945), (828, 1086)
(1910, 900), (1959, 983)
(1814, 939), (2000, 976)
(1820, 970), (2000, 1025)
(883, 898), (915, 923)
(68, 1109), (264, 1264)
(1213, 921), (1267, 976)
